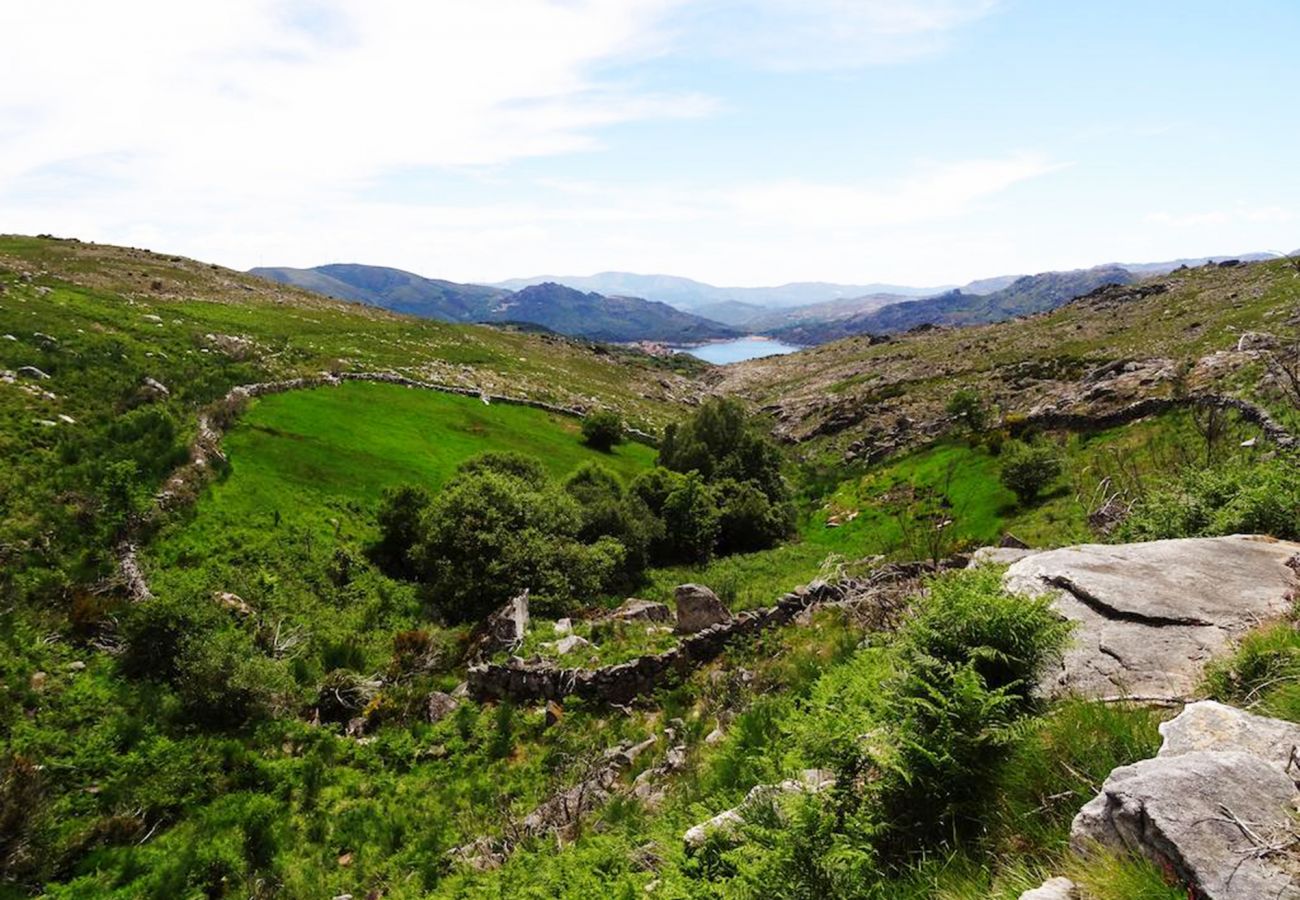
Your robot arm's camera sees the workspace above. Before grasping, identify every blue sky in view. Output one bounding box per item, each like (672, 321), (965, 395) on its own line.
(2, 1), (1297, 285)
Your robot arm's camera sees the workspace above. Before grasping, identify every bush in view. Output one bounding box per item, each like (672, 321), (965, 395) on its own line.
(410, 467), (620, 621)
(581, 410), (625, 452)
(660, 472), (722, 564)
(945, 389), (989, 433)
(999, 440), (1062, 504)
(564, 463), (658, 583)
(659, 397), (789, 504)
(714, 478), (796, 555)
(174, 629), (293, 728)
(1117, 456), (1300, 542)
(373, 484), (432, 576)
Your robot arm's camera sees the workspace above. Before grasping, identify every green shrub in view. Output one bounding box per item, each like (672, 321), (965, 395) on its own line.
(1203, 622), (1300, 722)
(581, 410), (625, 452)
(410, 467), (620, 621)
(659, 397), (789, 505)
(1117, 456), (1300, 541)
(373, 483), (432, 576)
(661, 472), (722, 564)
(999, 440), (1062, 504)
(714, 478), (797, 556)
(174, 628), (294, 728)
(946, 389), (990, 433)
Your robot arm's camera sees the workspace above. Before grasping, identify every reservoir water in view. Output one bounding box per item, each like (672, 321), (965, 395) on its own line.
(672, 337), (802, 365)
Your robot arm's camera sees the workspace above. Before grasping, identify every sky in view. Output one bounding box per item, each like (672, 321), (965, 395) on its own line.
(1, 1), (1298, 287)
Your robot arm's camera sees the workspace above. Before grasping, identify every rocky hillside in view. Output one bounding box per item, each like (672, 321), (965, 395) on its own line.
(766, 265), (1137, 344)
(715, 257), (1300, 462)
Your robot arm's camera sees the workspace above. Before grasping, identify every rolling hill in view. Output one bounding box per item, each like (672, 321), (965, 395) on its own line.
(250, 264), (738, 343)
(765, 265), (1138, 344)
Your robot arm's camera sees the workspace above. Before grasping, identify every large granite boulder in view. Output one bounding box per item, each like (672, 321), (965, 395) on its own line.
(1070, 700), (1300, 900)
(1070, 750), (1300, 899)
(1003, 535), (1300, 701)
(674, 584), (732, 635)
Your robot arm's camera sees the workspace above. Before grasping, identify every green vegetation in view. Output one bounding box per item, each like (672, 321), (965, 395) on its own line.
(999, 440), (1064, 504)
(581, 408), (625, 451)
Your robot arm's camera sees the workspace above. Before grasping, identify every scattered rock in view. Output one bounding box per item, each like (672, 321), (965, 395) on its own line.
(968, 546), (1040, 568)
(608, 598), (671, 623)
(673, 584), (731, 634)
(704, 728), (725, 745)
(469, 591), (530, 660)
(16, 366), (49, 380)
(554, 617), (573, 636)
(684, 770), (836, 850)
(544, 700), (564, 728)
(140, 376), (170, 400)
(1019, 878), (1078, 900)
(1157, 700), (1300, 772)
(68, 661), (86, 672)
(1003, 536), (1300, 701)
(426, 691), (459, 724)
(1237, 331), (1278, 352)
(999, 532), (1030, 549)
(213, 591), (254, 617)
(553, 634), (592, 656)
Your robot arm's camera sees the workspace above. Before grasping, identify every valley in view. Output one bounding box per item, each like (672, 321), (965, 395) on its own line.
(2, 235), (1300, 900)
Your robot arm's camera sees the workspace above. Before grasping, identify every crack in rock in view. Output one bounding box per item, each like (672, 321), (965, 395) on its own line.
(1041, 574), (1215, 628)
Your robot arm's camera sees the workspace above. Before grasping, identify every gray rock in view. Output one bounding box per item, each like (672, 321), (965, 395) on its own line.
(553, 617), (573, 636)
(140, 376), (170, 399)
(1003, 536), (1300, 701)
(1159, 700), (1300, 773)
(16, 365), (49, 380)
(684, 769), (835, 850)
(608, 597), (672, 623)
(426, 691), (459, 724)
(553, 635), (592, 656)
(1070, 750), (1300, 900)
(674, 584), (731, 634)
(1237, 331), (1278, 352)
(1019, 877), (1078, 900)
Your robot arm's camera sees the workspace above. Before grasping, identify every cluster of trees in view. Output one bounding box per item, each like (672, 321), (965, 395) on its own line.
(376, 398), (794, 622)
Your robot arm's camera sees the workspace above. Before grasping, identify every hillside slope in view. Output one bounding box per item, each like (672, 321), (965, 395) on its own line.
(251, 264), (738, 343)
(766, 265), (1136, 344)
(716, 257), (1300, 458)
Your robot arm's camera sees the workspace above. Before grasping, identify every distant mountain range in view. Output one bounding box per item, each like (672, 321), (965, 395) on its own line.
(764, 265), (1136, 344)
(249, 264), (738, 344)
(251, 251), (1280, 350)
(489, 272), (948, 312)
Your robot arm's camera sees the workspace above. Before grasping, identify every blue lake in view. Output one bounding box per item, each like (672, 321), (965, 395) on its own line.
(673, 337), (802, 365)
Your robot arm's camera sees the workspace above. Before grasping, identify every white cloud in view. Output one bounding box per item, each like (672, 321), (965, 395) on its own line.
(672, 0), (1000, 69)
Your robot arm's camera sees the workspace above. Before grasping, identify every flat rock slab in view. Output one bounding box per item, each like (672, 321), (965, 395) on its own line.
(1003, 536), (1300, 701)
(1019, 877), (1078, 900)
(1160, 700), (1300, 771)
(1071, 750), (1300, 900)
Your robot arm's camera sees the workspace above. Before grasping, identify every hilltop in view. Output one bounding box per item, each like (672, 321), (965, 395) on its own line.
(250, 263), (738, 343)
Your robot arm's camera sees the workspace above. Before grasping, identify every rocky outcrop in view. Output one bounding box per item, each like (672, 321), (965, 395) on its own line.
(467, 592), (530, 662)
(674, 584), (731, 634)
(1071, 701), (1300, 900)
(1003, 536), (1300, 702)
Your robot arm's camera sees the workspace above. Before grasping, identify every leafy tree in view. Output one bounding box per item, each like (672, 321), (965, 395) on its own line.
(946, 389), (989, 433)
(714, 477), (796, 556)
(659, 397), (788, 504)
(660, 472), (721, 564)
(454, 451), (548, 487)
(581, 410), (624, 452)
(564, 463), (658, 583)
(410, 467), (621, 621)
(999, 440), (1062, 504)
(373, 484), (432, 576)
